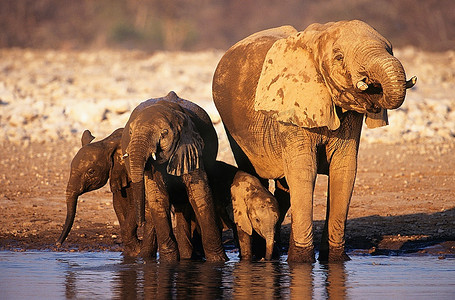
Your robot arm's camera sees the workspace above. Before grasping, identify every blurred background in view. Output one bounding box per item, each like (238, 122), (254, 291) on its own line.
(1, 0), (454, 52)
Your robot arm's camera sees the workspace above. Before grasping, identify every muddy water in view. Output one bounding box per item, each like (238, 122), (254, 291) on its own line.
(0, 251), (454, 299)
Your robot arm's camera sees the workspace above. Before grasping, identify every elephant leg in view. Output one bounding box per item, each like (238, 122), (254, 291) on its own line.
(283, 142), (318, 263)
(112, 191), (127, 226)
(173, 203), (194, 260)
(122, 214), (141, 256)
(287, 229), (315, 264)
(144, 169), (179, 262)
(182, 169), (227, 262)
(319, 153), (357, 262)
(274, 179), (290, 259)
(319, 116), (362, 262)
(237, 229), (252, 260)
(113, 191), (141, 257)
(139, 203), (158, 260)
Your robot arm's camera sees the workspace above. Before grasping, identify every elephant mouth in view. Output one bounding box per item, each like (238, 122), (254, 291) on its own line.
(356, 81), (383, 113)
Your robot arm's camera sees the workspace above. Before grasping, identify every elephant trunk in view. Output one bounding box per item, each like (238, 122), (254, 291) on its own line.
(128, 135), (155, 227)
(364, 51), (407, 110)
(265, 233), (275, 261)
(56, 190), (79, 246)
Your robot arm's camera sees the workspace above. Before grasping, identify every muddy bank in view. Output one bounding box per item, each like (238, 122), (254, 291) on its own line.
(1, 141), (454, 257)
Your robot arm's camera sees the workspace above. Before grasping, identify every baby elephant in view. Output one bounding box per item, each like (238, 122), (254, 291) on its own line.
(56, 128), (156, 258)
(231, 171), (280, 261)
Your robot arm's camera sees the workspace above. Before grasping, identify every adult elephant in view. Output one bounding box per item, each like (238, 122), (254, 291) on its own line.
(121, 91), (226, 262)
(212, 20), (416, 262)
(56, 128), (156, 258)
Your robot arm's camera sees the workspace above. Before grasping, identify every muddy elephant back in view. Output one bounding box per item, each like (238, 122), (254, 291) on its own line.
(212, 26), (297, 138)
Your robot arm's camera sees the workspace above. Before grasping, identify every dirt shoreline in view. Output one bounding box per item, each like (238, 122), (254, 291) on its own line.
(1, 140), (454, 258)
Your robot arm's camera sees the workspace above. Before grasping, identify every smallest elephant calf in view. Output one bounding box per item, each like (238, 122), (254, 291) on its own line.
(231, 171), (280, 261)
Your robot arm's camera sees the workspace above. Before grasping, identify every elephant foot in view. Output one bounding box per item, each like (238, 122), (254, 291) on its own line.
(158, 249), (179, 262)
(139, 250), (157, 261)
(157, 240), (179, 262)
(318, 246), (351, 262)
(123, 241), (142, 257)
(205, 251), (228, 262)
(239, 252), (253, 261)
(287, 243), (315, 263)
(139, 243), (158, 261)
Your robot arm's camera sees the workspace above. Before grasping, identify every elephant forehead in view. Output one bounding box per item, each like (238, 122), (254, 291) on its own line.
(72, 146), (102, 167)
(131, 115), (169, 132)
(231, 180), (257, 197)
(250, 195), (278, 211)
(333, 21), (391, 50)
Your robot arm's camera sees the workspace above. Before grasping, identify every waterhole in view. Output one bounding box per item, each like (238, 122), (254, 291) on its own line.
(0, 251), (454, 299)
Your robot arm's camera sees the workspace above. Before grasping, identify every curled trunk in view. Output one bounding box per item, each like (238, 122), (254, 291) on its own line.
(366, 52), (407, 110)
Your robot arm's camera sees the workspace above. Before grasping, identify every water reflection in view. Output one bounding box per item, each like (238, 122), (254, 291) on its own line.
(113, 259), (230, 299)
(320, 263), (347, 300)
(1, 251), (453, 299)
(288, 263), (314, 299)
(107, 254), (349, 299)
(232, 260), (289, 298)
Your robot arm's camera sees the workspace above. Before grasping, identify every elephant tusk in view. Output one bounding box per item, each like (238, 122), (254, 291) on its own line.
(405, 76), (417, 89)
(356, 80), (369, 91)
(151, 152), (156, 160)
(122, 153), (129, 159)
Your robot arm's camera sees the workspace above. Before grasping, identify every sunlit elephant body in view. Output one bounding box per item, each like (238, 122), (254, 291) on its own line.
(56, 128), (157, 258)
(121, 91), (226, 262)
(213, 20), (416, 262)
(231, 170), (279, 260)
(209, 161), (280, 260)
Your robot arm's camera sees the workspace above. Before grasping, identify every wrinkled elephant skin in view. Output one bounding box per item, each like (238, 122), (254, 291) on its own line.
(56, 128), (157, 259)
(213, 20), (416, 262)
(122, 91), (226, 262)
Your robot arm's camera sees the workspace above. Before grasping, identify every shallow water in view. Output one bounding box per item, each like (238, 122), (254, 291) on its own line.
(0, 251), (454, 299)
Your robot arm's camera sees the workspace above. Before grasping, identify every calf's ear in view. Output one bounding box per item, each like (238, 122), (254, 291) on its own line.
(81, 130), (95, 146)
(231, 174), (253, 235)
(167, 113), (204, 176)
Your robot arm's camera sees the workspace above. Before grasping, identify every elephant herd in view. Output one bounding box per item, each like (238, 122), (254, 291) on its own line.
(56, 20), (416, 263)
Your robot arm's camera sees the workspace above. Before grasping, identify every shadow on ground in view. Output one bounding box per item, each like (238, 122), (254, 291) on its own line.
(280, 207), (455, 257)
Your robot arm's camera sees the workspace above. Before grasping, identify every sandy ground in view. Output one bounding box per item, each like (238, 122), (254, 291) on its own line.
(0, 140), (454, 257)
(0, 48), (454, 257)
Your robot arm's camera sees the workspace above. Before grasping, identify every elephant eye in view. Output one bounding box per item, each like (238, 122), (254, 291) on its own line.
(87, 168), (96, 177)
(160, 129), (169, 138)
(334, 53), (344, 61)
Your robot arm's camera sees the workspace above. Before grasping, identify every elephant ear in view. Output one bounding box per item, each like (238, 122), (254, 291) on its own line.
(365, 109), (389, 128)
(81, 130), (95, 146)
(109, 147), (130, 192)
(167, 112), (204, 176)
(231, 173), (253, 236)
(254, 31), (340, 130)
(103, 128), (128, 192)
